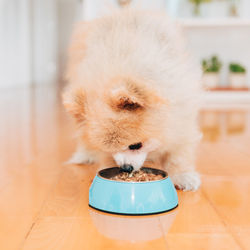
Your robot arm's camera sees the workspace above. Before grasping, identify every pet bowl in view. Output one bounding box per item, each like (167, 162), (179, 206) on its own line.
(89, 167), (178, 215)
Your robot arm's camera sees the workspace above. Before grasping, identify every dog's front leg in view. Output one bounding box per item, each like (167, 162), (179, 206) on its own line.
(162, 144), (201, 191)
(67, 142), (97, 165)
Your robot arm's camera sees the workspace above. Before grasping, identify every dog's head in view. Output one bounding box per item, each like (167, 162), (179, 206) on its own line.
(63, 77), (167, 170)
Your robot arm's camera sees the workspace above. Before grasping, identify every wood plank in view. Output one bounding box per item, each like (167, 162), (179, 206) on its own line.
(161, 189), (228, 234)
(165, 233), (241, 250)
(22, 217), (167, 250)
(202, 176), (250, 249)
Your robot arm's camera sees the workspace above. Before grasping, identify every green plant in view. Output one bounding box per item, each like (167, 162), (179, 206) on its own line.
(189, 0), (211, 16)
(202, 55), (222, 73)
(229, 63), (246, 73)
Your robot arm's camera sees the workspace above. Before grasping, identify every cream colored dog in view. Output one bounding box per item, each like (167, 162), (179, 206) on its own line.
(63, 9), (202, 191)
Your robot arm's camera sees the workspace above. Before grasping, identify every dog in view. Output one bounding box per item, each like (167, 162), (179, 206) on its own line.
(63, 9), (202, 191)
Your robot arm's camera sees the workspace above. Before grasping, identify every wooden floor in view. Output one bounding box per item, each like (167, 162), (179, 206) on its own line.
(1, 85), (249, 250)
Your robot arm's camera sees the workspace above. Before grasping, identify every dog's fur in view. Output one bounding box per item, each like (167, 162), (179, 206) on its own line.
(63, 10), (202, 191)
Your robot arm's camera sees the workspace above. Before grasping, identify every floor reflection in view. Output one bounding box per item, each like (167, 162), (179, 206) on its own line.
(200, 111), (221, 142)
(89, 208), (177, 242)
(226, 111), (246, 135)
(199, 109), (249, 142)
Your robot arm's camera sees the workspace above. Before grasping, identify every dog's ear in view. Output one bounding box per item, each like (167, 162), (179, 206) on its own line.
(116, 95), (143, 111)
(109, 78), (167, 111)
(109, 84), (145, 112)
(62, 87), (85, 122)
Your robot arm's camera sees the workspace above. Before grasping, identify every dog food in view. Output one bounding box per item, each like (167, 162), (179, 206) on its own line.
(110, 169), (164, 182)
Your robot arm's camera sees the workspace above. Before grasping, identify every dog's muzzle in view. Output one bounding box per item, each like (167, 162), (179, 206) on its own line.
(120, 164), (134, 173)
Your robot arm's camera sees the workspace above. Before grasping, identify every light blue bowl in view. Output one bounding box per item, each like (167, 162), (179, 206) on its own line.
(89, 167), (178, 215)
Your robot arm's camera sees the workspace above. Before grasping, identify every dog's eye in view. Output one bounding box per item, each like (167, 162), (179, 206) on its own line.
(117, 97), (142, 111)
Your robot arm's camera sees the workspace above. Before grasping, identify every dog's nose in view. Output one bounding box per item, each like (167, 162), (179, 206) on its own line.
(121, 164), (134, 173)
(128, 142), (142, 150)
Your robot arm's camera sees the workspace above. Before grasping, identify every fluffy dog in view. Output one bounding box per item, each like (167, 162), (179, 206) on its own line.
(63, 10), (202, 191)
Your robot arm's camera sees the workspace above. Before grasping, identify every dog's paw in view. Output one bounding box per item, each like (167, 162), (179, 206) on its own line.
(171, 171), (201, 191)
(66, 151), (95, 165)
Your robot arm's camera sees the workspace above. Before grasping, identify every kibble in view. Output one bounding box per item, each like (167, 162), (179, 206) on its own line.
(110, 169), (163, 182)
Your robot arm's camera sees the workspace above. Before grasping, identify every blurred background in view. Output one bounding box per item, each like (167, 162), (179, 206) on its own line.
(1, 0), (250, 95)
(1, 2), (250, 249)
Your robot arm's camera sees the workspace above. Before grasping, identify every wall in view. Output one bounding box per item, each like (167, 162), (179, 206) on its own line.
(0, 0), (58, 88)
(32, 0), (58, 86)
(57, 0), (83, 81)
(82, 0), (167, 21)
(0, 0), (32, 88)
(185, 25), (250, 87)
